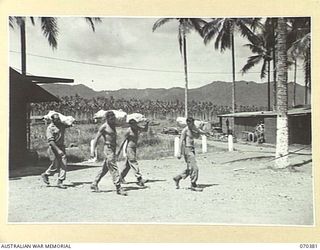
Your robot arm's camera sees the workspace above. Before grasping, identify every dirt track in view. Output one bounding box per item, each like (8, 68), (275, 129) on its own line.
(8, 142), (313, 225)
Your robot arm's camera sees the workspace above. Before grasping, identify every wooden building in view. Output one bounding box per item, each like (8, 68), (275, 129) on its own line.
(218, 107), (311, 145)
(9, 68), (73, 169)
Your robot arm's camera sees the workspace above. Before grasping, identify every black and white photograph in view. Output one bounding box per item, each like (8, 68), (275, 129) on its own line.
(8, 16), (313, 225)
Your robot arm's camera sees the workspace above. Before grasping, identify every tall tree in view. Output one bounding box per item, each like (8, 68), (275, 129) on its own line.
(287, 17), (311, 105)
(275, 17), (289, 168)
(9, 16), (101, 73)
(202, 18), (260, 115)
(152, 18), (205, 117)
(241, 20), (273, 111)
(10, 16), (101, 149)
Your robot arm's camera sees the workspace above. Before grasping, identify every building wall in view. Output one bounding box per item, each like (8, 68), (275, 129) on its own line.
(223, 115), (311, 145)
(221, 117), (234, 134)
(234, 117), (262, 139)
(264, 117), (277, 144)
(10, 80), (27, 169)
(289, 114), (311, 145)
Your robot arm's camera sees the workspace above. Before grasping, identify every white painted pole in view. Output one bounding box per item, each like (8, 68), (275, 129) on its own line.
(174, 137), (180, 157)
(202, 135), (207, 153)
(228, 134), (234, 152)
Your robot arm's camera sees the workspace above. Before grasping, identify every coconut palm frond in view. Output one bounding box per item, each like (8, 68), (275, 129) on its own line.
(178, 23), (184, 56)
(202, 19), (222, 44)
(189, 18), (206, 37)
(241, 55), (262, 74)
(288, 32), (310, 59)
(203, 25), (219, 44)
(250, 18), (263, 31)
(85, 17), (102, 32)
(9, 16), (15, 28)
(29, 17), (35, 25)
(219, 29), (232, 52)
(237, 20), (260, 45)
(15, 17), (25, 26)
(260, 59), (267, 79)
(40, 17), (58, 49)
(244, 43), (264, 54)
(152, 18), (174, 32)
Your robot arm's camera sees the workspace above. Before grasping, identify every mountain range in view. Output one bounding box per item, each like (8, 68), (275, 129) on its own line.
(40, 80), (306, 107)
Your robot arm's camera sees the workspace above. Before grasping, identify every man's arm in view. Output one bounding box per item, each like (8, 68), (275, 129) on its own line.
(90, 124), (105, 158)
(116, 130), (130, 158)
(46, 127), (64, 156)
(49, 141), (64, 156)
(177, 128), (186, 159)
(138, 120), (149, 132)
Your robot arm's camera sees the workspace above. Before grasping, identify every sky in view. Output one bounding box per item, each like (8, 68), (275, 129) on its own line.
(9, 17), (305, 91)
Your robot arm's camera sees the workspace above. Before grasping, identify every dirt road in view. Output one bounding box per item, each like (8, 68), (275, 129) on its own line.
(8, 142), (313, 225)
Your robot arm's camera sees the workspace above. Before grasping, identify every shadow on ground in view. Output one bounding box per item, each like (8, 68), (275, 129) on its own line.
(198, 183), (219, 189)
(221, 156), (274, 165)
(9, 161), (99, 179)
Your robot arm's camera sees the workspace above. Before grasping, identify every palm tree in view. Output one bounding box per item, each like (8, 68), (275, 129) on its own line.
(241, 20), (273, 111)
(10, 16), (101, 75)
(287, 17), (311, 105)
(152, 18), (205, 117)
(9, 16), (101, 149)
(275, 17), (289, 168)
(202, 18), (260, 115)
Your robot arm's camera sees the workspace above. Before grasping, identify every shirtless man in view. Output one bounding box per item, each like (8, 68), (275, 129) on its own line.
(119, 119), (149, 186)
(90, 111), (127, 196)
(173, 117), (206, 192)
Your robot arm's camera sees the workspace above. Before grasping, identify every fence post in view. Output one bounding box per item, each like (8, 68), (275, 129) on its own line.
(228, 134), (234, 151)
(202, 135), (207, 153)
(174, 137), (180, 157)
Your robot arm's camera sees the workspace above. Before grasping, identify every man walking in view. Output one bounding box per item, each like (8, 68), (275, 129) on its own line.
(173, 117), (205, 192)
(119, 119), (149, 186)
(90, 111), (127, 196)
(41, 113), (70, 189)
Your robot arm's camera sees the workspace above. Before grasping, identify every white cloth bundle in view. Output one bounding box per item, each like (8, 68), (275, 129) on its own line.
(43, 110), (75, 126)
(176, 117), (204, 129)
(126, 113), (148, 123)
(93, 109), (127, 126)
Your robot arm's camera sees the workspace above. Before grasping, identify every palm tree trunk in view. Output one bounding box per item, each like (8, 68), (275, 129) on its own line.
(272, 18), (277, 111)
(293, 59), (297, 107)
(20, 19), (26, 75)
(304, 51), (310, 105)
(275, 17), (289, 168)
(267, 59), (271, 111)
(231, 32), (236, 114)
(183, 33), (188, 118)
(20, 18), (31, 151)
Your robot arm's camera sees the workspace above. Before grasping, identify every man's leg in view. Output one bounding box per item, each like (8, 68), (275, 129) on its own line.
(119, 159), (130, 183)
(41, 148), (58, 185)
(187, 149), (202, 192)
(57, 154), (67, 189)
(173, 150), (191, 189)
(91, 160), (108, 191)
(126, 147), (145, 186)
(104, 145), (127, 196)
(56, 147), (67, 188)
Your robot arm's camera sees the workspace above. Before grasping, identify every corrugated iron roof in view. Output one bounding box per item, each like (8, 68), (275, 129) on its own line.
(218, 107), (311, 118)
(10, 68), (74, 103)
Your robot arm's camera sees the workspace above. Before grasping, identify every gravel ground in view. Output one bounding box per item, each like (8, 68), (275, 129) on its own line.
(8, 141), (313, 225)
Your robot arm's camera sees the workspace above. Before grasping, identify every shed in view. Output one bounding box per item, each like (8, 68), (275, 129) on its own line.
(9, 68), (73, 169)
(218, 107), (311, 145)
